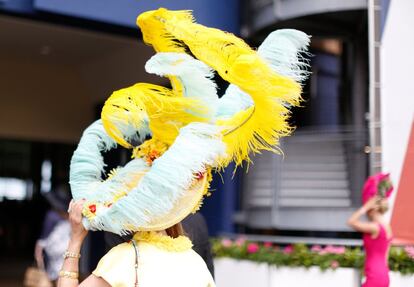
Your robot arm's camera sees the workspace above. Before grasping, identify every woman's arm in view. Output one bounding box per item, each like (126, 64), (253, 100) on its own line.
(34, 241), (45, 269)
(57, 200), (110, 287)
(347, 197), (379, 235)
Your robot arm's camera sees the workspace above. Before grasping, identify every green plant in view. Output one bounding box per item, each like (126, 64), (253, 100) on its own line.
(212, 238), (414, 275)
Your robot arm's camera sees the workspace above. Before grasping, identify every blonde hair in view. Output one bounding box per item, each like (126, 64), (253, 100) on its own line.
(377, 198), (389, 214)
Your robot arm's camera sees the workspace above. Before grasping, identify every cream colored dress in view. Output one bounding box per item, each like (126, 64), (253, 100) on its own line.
(93, 232), (215, 287)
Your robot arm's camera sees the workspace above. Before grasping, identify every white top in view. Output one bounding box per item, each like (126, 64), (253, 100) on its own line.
(93, 233), (215, 287)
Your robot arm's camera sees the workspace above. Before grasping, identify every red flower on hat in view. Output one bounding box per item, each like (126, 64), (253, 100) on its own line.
(89, 204), (97, 214)
(195, 172), (204, 180)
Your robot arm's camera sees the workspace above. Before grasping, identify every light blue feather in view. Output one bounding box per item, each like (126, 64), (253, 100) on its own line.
(75, 122), (225, 234)
(70, 29), (311, 234)
(145, 52), (219, 118)
(257, 29), (311, 83)
(216, 29), (311, 119)
(70, 120), (150, 231)
(69, 120), (117, 202)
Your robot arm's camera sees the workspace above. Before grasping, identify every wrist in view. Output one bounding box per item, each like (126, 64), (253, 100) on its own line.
(63, 250), (81, 260)
(67, 237), (84, 253)
(70, 231), (87, 242)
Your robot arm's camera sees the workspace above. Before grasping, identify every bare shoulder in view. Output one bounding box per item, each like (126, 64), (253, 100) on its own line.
(349, 220), (379, 236)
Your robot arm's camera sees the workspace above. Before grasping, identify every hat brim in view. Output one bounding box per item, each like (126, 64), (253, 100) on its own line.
(136, 174), (208, 231)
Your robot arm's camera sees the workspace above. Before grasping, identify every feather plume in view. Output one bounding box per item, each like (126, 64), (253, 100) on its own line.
(137, 8), (308, 166)
(86, 122), (226, 234)
(145, 52), (219, 118)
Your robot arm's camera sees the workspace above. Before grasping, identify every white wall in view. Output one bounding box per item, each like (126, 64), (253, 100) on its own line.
(381, 0), (414, 217)
(215, 258), (414, 287)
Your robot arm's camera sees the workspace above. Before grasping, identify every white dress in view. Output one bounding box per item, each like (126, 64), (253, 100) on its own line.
(93, 232), (215, 287)
(38, 220), (70, 280)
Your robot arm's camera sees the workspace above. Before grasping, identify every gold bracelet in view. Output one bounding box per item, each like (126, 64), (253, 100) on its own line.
(63, 251), (81, 260)
(59, 270), (79, 280)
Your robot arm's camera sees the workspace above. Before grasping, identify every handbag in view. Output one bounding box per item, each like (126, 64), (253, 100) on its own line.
(23, 265), (53, 287)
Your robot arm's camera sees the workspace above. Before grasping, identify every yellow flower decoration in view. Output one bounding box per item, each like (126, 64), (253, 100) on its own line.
(132, 138), (169, 165)
(133, 231), (193, 252)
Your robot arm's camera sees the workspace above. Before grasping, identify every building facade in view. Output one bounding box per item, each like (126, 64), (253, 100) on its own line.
(0, 0), (412, 253)
(0, 0), (240, 273)
(238, 0), (414, 240)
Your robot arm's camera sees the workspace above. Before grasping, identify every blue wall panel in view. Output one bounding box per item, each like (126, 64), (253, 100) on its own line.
(0, 0), (34, 13)
(34, 0), (240, 33)
(201, 164), (239, 236)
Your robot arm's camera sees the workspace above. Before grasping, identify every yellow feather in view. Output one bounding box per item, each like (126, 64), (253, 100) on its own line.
(137, 8), (302, 166)
(101, 82), (209, 148)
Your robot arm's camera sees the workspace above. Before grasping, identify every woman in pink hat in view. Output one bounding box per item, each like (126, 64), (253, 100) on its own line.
(347, 173), (394, 287)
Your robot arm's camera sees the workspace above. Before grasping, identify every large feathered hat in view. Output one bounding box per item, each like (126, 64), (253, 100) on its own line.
(69, 8), (310, 235)
(362, 172), (394, 204)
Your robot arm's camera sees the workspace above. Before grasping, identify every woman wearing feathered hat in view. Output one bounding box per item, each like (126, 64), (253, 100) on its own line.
(347, 172), (394, 287)
(57, 7), (310, 287)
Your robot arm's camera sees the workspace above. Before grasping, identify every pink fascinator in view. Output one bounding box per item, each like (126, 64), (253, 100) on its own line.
(362, 172), (394, 204)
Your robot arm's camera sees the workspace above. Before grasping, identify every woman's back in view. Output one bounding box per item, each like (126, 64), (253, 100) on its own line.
(93, 232), (215, 287)
(362, 224), (392, 287)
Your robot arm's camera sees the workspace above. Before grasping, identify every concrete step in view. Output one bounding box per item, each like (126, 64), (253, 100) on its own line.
(284, 148), (345, 157)
(246, 187), (273, 198)
(280, 170), (347, 180)
(279, 188), (350, 198)
(284, 140), (344, 147)
(286, 133), (347, 141)
(279, 197), (352, 207)
(242, 206), (358, 231)
(246, 182), (273, 191)
(280, 179), (349, 189)
(281, 162), (347, 172)
(274, 207), (357, 231)
(283, 155), (346, 164)
(247, 196), (273, 207)
(282, 142), (345, 154)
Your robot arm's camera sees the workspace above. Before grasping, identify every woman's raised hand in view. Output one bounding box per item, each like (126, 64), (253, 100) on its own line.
(68, 200), (88, 242)
(363, 196), (379, 212)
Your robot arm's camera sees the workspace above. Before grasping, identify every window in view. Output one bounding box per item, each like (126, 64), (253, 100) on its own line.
(0, 177), (32, 201)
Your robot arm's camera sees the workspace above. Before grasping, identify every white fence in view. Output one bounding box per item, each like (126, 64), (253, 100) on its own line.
(215, 258), (414, 287)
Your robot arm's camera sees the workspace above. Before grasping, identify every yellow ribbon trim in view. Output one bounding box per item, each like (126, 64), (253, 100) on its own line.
(132, 231), (193, 252)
